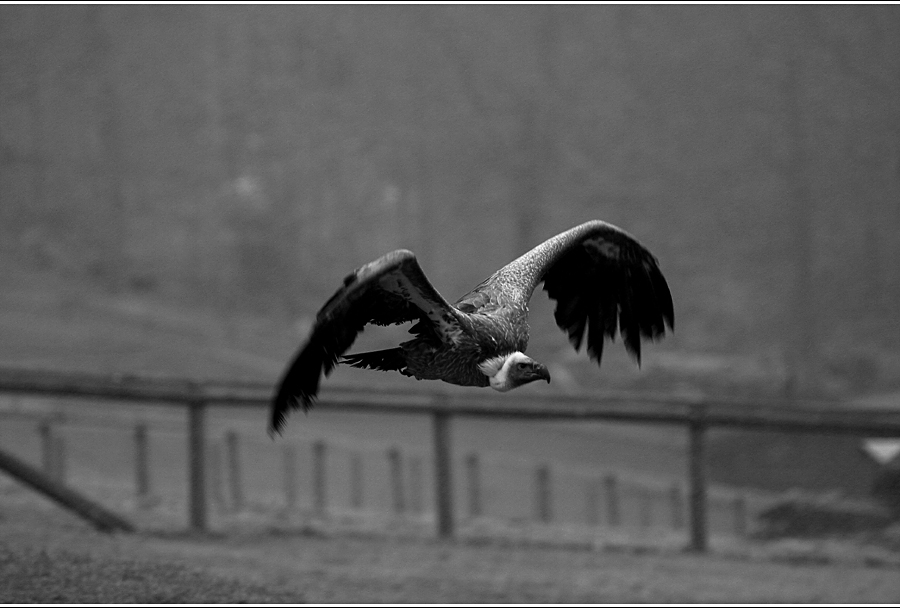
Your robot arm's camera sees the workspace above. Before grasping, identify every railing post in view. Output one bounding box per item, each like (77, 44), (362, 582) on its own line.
(431, 409), (454, 539)
(51, 433), (66, 485)
(225, 430), (244, 512)
(669, 483), (684, 530)
(604, 473), (620, 527)
(687, 404), (708, 552)
(408, 455), (424, 514)
(208, 440), (226, 512)
(134, 423), (151, 502)
(534, 464), (552, 523)
(188, 398), (207, 532)
(638, 487), (653, 530)
(39, 420), (54, 479)
(465, 453), (482, 518)
(387, 446), (405, 515)
(282, 443), (298, 514)
(733, 494), (747, 539)
(312, 439), (327, 517)
(349, 451), (364, 509)
(585, 478), (600, 526)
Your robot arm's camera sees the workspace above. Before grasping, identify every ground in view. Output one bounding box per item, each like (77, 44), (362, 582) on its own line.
(2, 488), (899, 604)
(2, 264), (900, 602)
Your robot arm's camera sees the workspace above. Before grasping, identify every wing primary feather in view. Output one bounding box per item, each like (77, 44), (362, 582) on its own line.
(270, 335), (334, 435)
(616, 275), (642, 365)
(532, 221), (673, 371)
(586, 307), (606, 364)
(653, 266), (675, 331)
(270, 249), (460, 433)
(634, 272), (665, 339)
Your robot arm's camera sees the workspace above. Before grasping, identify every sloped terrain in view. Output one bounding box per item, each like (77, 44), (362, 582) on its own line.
(1, 487), (899, 604)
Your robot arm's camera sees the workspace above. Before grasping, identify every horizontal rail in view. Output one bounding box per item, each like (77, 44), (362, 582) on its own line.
(2, 366), (897, 550)
(1, 367), (899, 436)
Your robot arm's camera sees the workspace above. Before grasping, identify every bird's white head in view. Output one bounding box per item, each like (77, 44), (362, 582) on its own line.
(478, 351), (551, 392)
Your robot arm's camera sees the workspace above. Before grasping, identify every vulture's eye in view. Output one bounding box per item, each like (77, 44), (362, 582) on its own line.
(517, 362), (528, 370)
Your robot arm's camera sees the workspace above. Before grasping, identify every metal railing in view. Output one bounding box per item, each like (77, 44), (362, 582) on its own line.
(1, 367), (899, 551)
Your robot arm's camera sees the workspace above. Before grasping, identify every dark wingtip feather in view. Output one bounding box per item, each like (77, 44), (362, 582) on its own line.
(619, 302), (643, 367)
(269, 338), (330, 435)
(586, 308), (606, 365)
(541, 223), (674, 374)
(657, 270), (675, 332)
(557, 299), (587, 352)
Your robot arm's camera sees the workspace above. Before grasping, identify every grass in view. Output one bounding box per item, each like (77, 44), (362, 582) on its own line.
(2, 489), (900, 603)
(0, 545), (303, 604)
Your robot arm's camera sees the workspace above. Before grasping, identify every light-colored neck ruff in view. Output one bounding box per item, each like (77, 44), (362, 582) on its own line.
(478, 351), (528, 392)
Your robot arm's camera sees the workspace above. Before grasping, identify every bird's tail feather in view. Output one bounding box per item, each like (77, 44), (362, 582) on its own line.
(341, 348), (409, 374)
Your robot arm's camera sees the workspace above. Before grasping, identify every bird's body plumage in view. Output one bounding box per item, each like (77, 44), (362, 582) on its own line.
(271, 220), (673, 433)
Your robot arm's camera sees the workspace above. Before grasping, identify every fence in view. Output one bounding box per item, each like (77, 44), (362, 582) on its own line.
(1, 368), (900, 551)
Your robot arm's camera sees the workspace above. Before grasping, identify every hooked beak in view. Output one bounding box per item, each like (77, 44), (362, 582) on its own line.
(532, 364), (551, 384)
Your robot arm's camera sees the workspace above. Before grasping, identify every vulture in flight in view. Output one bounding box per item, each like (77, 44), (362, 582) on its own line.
(270, 220), (673, 433)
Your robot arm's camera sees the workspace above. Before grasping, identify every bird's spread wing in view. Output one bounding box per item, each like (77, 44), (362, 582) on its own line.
(498, 220), (674, 366)
(270, 249), (461, 433)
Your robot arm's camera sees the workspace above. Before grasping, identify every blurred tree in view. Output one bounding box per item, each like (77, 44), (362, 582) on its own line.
(780, 8), (820, 398)
(89, 6), (128, 293)
(513, 7), (558, 255)
(2, 5), (899, 393)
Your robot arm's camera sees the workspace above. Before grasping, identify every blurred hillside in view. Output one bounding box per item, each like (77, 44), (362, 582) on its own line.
(1, 5), (899, 398)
